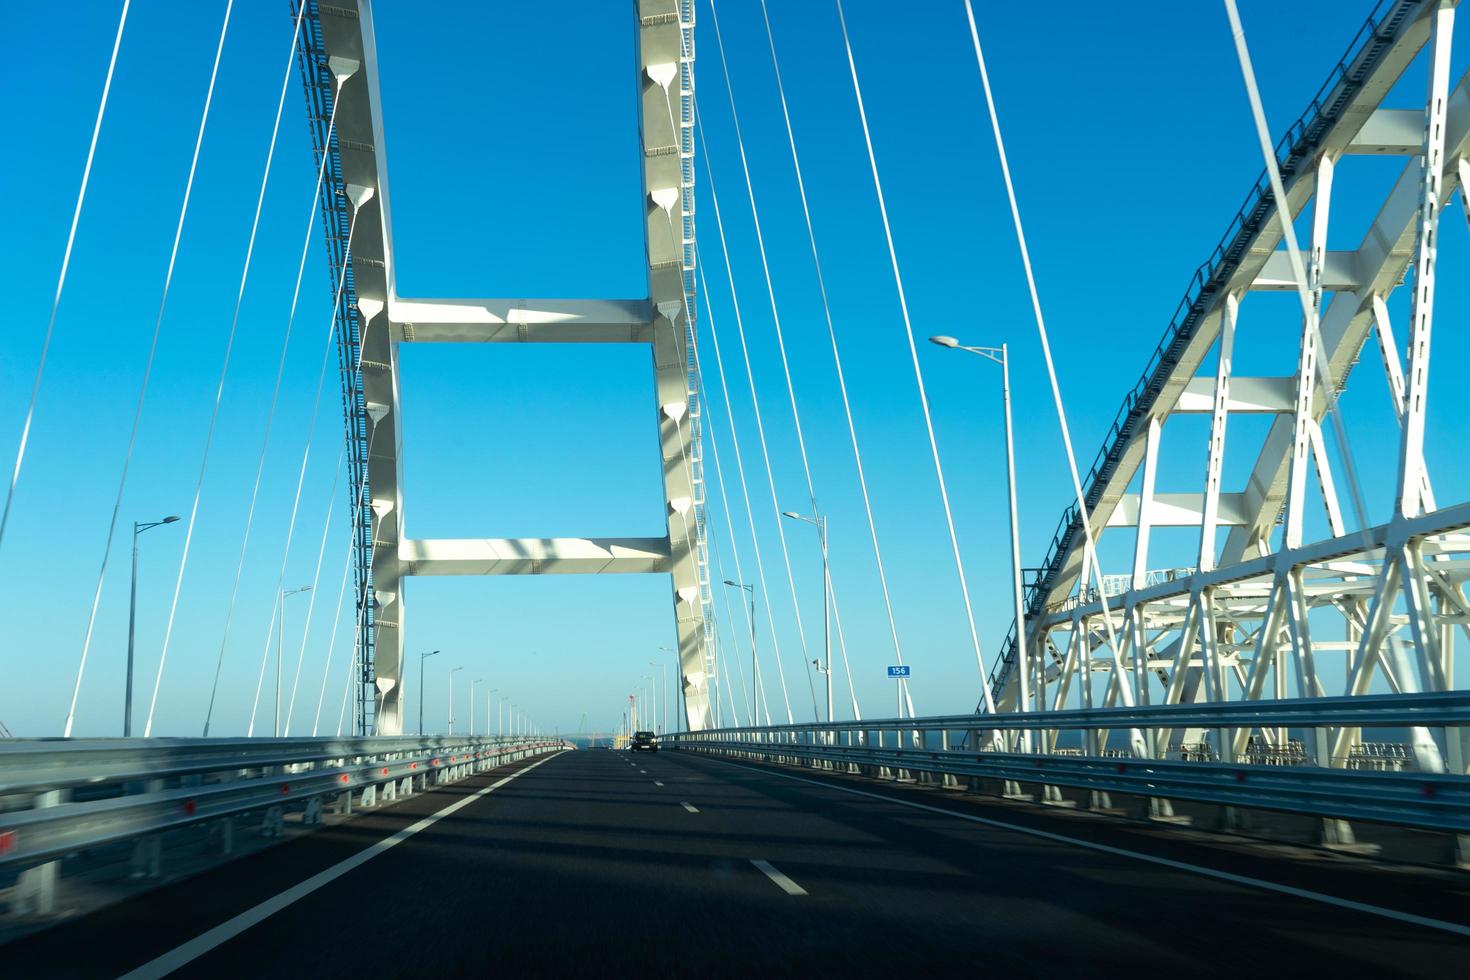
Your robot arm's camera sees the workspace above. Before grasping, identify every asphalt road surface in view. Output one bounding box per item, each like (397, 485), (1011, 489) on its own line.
(4, 748), (1468, 978)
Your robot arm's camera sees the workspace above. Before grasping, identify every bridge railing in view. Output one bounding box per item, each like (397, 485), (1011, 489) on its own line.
(0, 734), (567, 915)
(666, 692), (1470, 834)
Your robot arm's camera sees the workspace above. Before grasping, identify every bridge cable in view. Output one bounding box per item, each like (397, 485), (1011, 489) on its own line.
(707, 0), (861, 723)
(760, 0), (919, 718)
(696, 130), (818, 722)
(71, 1), (239, 737)
(145, 1), (315, 737)
(694, 266), (776, 725)
(0, 0), (131, 562)
(311, 515), (357, 735)
(1222, 0), (1371, 540)
(707, 533), (751, 727)
(694, 255), (790, 724)
(202, 65), (343, 736)
(958, 3), (1149, 730)
(283, 446), (344, 734)
(246, 199), (368, 736)
(695, 345), (764, 727)
(835, 1), (995, 711)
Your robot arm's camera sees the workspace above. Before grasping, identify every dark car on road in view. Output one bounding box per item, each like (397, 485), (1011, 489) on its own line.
(631, 730), (658, 752)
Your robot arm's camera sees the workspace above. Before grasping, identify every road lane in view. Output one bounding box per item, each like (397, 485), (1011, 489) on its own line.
(4, 748), (1466, 978)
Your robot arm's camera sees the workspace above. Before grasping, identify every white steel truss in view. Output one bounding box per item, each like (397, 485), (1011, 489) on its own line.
(307, 0), (713, 734)
(988, 0), (1470, 789)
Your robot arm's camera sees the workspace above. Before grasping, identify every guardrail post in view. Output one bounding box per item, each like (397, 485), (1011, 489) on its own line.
(260, 804), (285, 839)
(303, 797), (324, 827)
(14, 789), (66, 915)
(130, 836), (162, 880)
(360, 782), (378, 808)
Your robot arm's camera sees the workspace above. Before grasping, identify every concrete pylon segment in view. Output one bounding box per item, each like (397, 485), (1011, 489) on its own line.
(311, 0), (711, 732)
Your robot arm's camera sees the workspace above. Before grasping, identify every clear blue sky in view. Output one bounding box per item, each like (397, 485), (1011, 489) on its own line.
(1, 0), (1465, 737)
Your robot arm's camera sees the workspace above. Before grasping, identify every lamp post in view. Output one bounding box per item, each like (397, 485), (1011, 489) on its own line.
(782, 510), (831, 723)
(448, 666), (463, 735)
(929, 335), (1030, 748)
(277, 585), (312, 737)
(470, 678), (482, 736)
(723, 580), (758, 723)
(485, 688), (499, 740)
(418, 649), (440, 735)
(126, 515), (179, 737)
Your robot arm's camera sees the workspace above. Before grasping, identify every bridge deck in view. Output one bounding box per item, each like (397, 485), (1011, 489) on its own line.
(5, 752), (1465, 976)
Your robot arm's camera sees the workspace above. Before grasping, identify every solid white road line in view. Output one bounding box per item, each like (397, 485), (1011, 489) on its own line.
(707, 757), (1470, 939)
(751, 858), (807, 896)
(680, 801), (699, 813)
(121, 751), (567, 979)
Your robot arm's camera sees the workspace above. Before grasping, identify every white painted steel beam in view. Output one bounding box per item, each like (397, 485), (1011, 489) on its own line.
(390, 297), (655, 343)
(401, 537), (670, 576)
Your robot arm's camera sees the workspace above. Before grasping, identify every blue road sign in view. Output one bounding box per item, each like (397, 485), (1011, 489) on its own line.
(887, 665), (910, 678)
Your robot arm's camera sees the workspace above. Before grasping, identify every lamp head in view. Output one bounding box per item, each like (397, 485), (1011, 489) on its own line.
(781, 510), (801, 520)
(929, 335), (960, 349)
(162, 515), (181, 524)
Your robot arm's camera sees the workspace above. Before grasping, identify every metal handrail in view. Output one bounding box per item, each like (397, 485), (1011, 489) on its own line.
(665, 690), (1470, 737)
(0, 736), (568, 870)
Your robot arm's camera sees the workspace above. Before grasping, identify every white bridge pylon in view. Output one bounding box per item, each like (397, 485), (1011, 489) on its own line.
(311, 0), (711, 734)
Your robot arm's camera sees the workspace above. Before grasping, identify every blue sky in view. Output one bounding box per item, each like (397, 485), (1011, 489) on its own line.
(1, 0), (1466, 737)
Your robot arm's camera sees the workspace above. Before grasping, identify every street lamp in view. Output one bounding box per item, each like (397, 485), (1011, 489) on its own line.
(448, 666), (463, 735)
(471, 678), (482, 736)
(929, 335), (1030, 747)
(485, 688), (499, 740)
(277, 585), (312, 737)
(418, 650), (440, 736)
(723, 580), (759, 724)
(126, 515), (179, 737)
(782, 510), (832, 724)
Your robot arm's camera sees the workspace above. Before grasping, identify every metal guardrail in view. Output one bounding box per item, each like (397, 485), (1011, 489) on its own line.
(666, 692), (1470, 833)
(0, 736), (566, 881)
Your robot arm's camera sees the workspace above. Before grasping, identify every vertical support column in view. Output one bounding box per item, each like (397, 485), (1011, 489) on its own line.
(1198, 295), (1236, 573)
(639, 0), (711, 730)
(1396, 1), (1454, 521)
(1285, 155), (1333, 551)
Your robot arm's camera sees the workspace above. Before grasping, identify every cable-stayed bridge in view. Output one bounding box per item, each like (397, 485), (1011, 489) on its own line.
(2, 0), (1470, 973)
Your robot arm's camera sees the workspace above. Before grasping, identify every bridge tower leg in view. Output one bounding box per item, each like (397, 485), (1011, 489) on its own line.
(303, 0), (712, 733)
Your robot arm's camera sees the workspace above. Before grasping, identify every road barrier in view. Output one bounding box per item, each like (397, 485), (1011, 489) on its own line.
(0, 735), (567, 915)
(667, 692), (1470, 835)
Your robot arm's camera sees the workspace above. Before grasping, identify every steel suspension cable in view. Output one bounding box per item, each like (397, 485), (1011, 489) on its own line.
(283, 446), (344, 734)
(202, 70), (343, 736)
(245, 199), (368, 736)
(65, 1), (239, 736)
(697, 135), (819, 721)
(144, 0), (317, 734)
(835, 1), (995, 710)
(696, 340), (767, 725)
(0, 0), (131, 561)
(707, 531), (750, 726)
(311, 512), (358, 735)
(760, 0), (911, 717)
(707, 0), (860, 722)
(958, 2), (1143, 722)
(694, 258), (791, 724)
